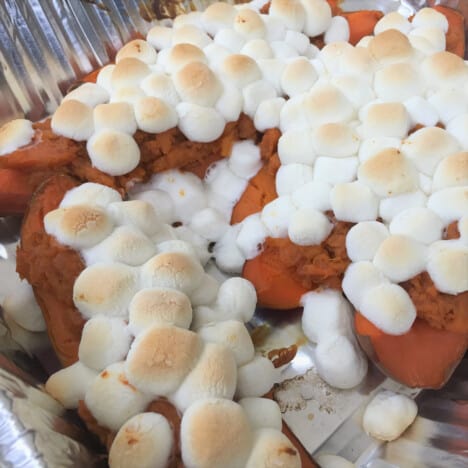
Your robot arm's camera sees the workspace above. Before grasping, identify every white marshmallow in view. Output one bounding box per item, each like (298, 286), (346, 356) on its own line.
(239, 398), (282, 431)
(156, 239), (199, 261)
(173, 25), (211, 49)
(146, 25), (173, 50)
(413, 7), (448, 32)
(177, 102), (225, 143)
(421, 51), (468, 89)
(87, 129), (140, 176)
(374, 63), (421, 101)
(379, 190), (427, 223)
(165, 43), (207, 74)
(241, 39), (274, 60)
(319, 41), (353, 74)
(215, 81), (243, 122)
(254, 97), (285, 131)
(315, 334), (368, 389)
(173, 226), (211, 265)
(189, 207), (229, 241)
(140, 72), (180, 107)
(96, 64), (114, 92)
(190, 273), (220, 307)
(427, 187), (468, 224)
(63, 82), (109, 107)
(151, 224), (178, 244)
(269, 0), (305, 31)
(204, 43), (231, 71)
(362, 391), (418, 441)
(284, 30), (310, 55)
(324, 15), (350, 44)
(346, 221), (389, 262)
(428, 88), (468, 126)
(313, 123), (360, 158)
(173, 12), (203, 29)
(332, 75), (375, 109)
(280, 58), (317, 97)
(59, 182), (121, 209)
(236, 213), (268, 259)
(331, 181), (379, 223)
(288, 208), (332, 246)
(458, 216), (468, 243)
(51, 100), (94, 141)
(202, 2), (237, 36)
(108, 413), (173, 468)
(205, 159), (248, 203)
(361, 102), (410, 139)
(234, 8), (266, 39)
(0, 118), (34, 155)
(433, 151), (468, 191)
(242, 79), (277, 118)
(262, 14), (287, 42)
(258, 58), (286, 93)
(278, 128), (316, 165)
(446, 114), (468, 149)
(403, 96), (439, 128)
(130, 189), (175, 225)
(410, 27), (446, 54)
(276, 163), (314, 196)
(390, 207), (444, 244)
(358, 137), (401, 163)
(214, 28), (246, 53)
(110, 86), (146, 105)
(261, 195), (295, 238)
(198, 320), (254, 366)
(45, 362), (98, 409)
(270, 40), (299, 59)
(237, 355), (277, 398)
(374, 11), (411, 35)
(213, 225), (246, 274)
(228, 140), (262, 179)
(215, 277), (257, 323)
(291, 180), (332, 212)
(300, 0), (332, 36)
(338, 47), (376, 79)
(314, 156), (359, 185)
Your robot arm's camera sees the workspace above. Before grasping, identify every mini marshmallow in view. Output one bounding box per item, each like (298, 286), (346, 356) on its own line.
(173, 226), (211, 265)
(140, 72), (180, 107)
(166, 43), (207, 74)
(358, 137), (401, 163)
(331, 181), (379, 223)
(45, 362), (98, 409)
(368, 29), (414, 65)
(156, 239), (198, 261)
(82, 225), (156, 266)
(276, 163), (314, 196)
(280, 58), (317, 97)
(171, 342), (237, 411)
(107, 200), (161, 237)
(241, 39), (273, 60)
(221, 53), (262, 88)
(134, 96), (178, 134)
(146, 25), (173, 50)
(234, 8), (266, 39)
(362, 391), (418, 441)
(236, 213), (268, 259)
(239, 398), (282, 431)
(2, 280), (46, 332)
(315, 455), (354, 468)
(301, 0), (332, 37)
(111, 58), (151, 90)
(269, 0), (305, 31)
(214, 28), (246, 53)
(338, 47), (377, 79)
(258, 58), (286, 93)
(261, 195), (295, 238)
(433, 152), (468, 191)
(93, 102), (137, 135)
(358, 148), (417, 197)
(410, 27), (446, 54)
(278, 128), (316, 164)
(237, 354), (277, 398)
(172, 25), (211, 49)
(204, 43), (231, 72)
(288, 207), (332, 246)
(409, 34), (441, 56)
(332, 75), (375, 109)
(73, 262), (138, 319)
(270, 40), (299, 59)
(140, 251), (204, 295)
(313, 123), (360, 158)
(403, 96), (439, 128)
(189, 207), (229, 241)
(151, 224), (179, 244)
(190, 273), (219, 307)
(85, 362), (151, 431)
(315, 334), (368, 389)
(390, 207), (444, 244)
(116, 39), (157, 64)
(110, 86), (146, 105)
(413, 7), (448, 32)
(215, 81), (243, 122)
(459, 216), (468, 243)
(361, 102), (410, 139)
(130, 189), (175, 225)
(342, 261), (389, 310)
(228, 140), (262, 180)
(173, 12), (203, 29)
(59, 182), (121, 208)
(213, 225), (246, 274)
(324, 15), (350, 44)
(284, 30), (309, 55)
(44, 204), (113, 249)
(301, 289), (353, 343)
(51, 100), (94, 141)
(361, 283), (417, 335)
(0, 118), (34, 155)
(63, 82), (109, 107)
(180, 398), (252, 468)
(126, 324), (201, 396)
(246, 428), (301, 468)
(177, 102), (225, 143)
(254, 96), (285, 131)
(314, 156), (359, 185)
(242, 79), (277, 118)
(379, 190), (427, 223)
(402, 127), (461, 176)
(291, 180), (332, 212)
(446, 114), (468, 149)
(262, 14), (287, 42)
(78, 316), (132, 371)
(87, 129), (140, 176)
(374, 11), (411, 35)
(427, 241), (468, 294)
(374, 63), (421, 101)
(214, 277), (257, 323)
(428, 88), (468, 126)
(374, 235), (427, 283)
(205, 159), (248, 204)
(346, 221), (389, 262)
(319, 41), (353, 75)
(95, 64), (114, 92)
(108, 413), (173, 468)
(421, 51), (468, 88)
(202, 2), (237, 36)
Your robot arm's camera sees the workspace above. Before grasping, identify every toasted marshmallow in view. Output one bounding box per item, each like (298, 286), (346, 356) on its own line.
(181, 398), (252, 468)
(166, 43), (207, 74)
(363, 391), (418, 441)
(220, 54), (262, 88)
(51, 100), (94, 141)
(110, 86), (146, 105)
(234, 8), (265, 39)
(315, 455), (354, 468)
(368, 29), (414, 65)
(146, 25), (173, 50)
(59, 182), (121, 209)
(246, 428), (301, 468)
(280, 58), (317, 97)
(288, 207), (332, 246)
(374, 63), (421, 101)
(198, 320), (255, 366)
(276, 163), (314, 196)
(278, 128), (316, 165)
(261, 196), (295, 238)
(141, 72), (180, 107)
(85, 362), (151, 431)
(314, 157), (359, 185)
(331, 181), (379, 223)
(258, 58), (287, 93)
(374, 12), (411, 35)
(373, 235), (427, 282)
(446, 114), (468, 149)
(237, 355), (277, 398)
(215, 277), (257, 323)
(313, 123), (360, 158)
(213, 225), (246, 274)
(215, 81), (243, 122)
(239, 398), (282, 431)
(421, 51), (468, 88)
(44, 204), (113, 249)
(130, 190), (175, 225)
(0, 118), (34, 155)
(254, 97), (285, 131)
(342, 261), (389, 310)
(301, 289), (353, 343)
(126, 324), (201, 395)
(241, 38), (274, 60)
(413, 7), (448, 31)
(359, 137), (401, 163)
(338, 47), (377, 79)
(269, 0), (305, 31)
(389, 207), (444, 244)
(379, 190), (427, 223)
(93, 102), (137, 135)
(403, 96), (438, 128)
(300, 0), (332, 36)
(291, 180), (332, 212)
(109, 413), (173, 468)
(242, 79), (277, 118)
(177, 102), (225, 143)
(358, 148), (417, 197)
(78, 316), (132, 371)
(214, 28), (246, 53)
(95, 64), (115, 92)
(361, 102), (410, 139)
(45, 362), (98, 409)
(304, 83), (355, 127)
(111, 57), (151, 90)
(402, 127), (461, 176)
(346, 221), (389, 262)
(107, 200), (161, 237)
(63, 82), (109, 107)
(236, 213), (268, 259)
(428, 88), (468, 126)
(134, 96), (178, 134)
(172, 25), (211, 49)
(410, 27), (446, 54)
(332, 75), (375, 109)
(202, 2), (237, 36)
(427, 241), (468, 294)
(171, 342), (237, 411)
(284, 30), (309, 55)
(433, 152), (468, 191)
(116, 39), (157, 64)
(128, 287), (192, 335)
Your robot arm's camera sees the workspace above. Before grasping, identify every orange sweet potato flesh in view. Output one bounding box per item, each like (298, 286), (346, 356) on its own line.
(0, 169), (34, 215)
(341, 10), (384, 45)
(434, 5), (466, 58)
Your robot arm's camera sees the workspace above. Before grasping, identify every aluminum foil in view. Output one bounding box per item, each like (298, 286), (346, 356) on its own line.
(0, 1), (467, 467)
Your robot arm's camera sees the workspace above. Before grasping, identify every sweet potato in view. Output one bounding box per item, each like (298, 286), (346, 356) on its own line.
(434, 5), (466, 58)
(341, 10), (384, 45)
(0, 169), (34, 215)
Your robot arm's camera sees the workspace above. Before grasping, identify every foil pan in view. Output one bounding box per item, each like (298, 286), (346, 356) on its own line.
(0, 1), (467, 467)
